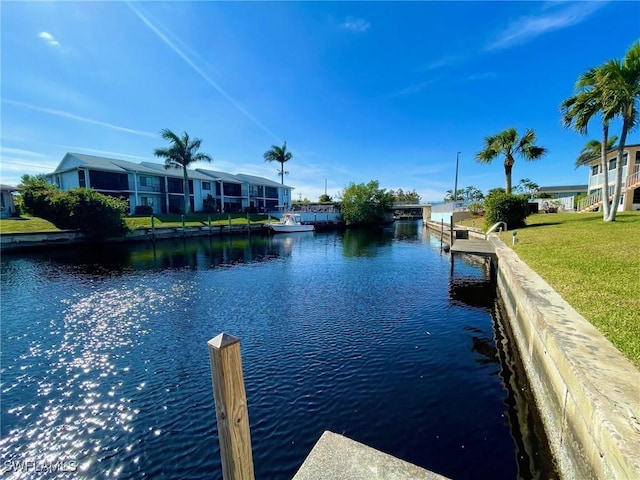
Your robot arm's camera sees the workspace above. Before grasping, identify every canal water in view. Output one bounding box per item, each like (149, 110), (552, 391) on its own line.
(0, 222), (555, 479)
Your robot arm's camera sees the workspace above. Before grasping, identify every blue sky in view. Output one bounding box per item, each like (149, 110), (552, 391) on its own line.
(1, 1), (638, 203)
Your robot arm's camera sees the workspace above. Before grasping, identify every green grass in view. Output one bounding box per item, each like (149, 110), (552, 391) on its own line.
(0, 213), (271, 233)
(126, 213), (268, 228)
(463, 212), (640, 367)
(0, 216), (61, 233)
(125, 213), (271, 229)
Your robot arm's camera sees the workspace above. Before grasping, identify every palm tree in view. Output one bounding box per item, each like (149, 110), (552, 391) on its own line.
(263, 142), (292, 185)
(561, 67), (617, 218)
(575, 136), (618, 168)
(475, 128), (547, 194)
(154, 129), (212, 215)
(599, 41), (640, 221)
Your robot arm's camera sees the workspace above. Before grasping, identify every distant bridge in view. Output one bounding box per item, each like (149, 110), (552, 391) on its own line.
(389, 204), (433, 221)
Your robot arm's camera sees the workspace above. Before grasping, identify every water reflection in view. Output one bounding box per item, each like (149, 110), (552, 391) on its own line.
(341, 228), (393, 257)
(393, 220), (420, 240)
(449, 277), (496, 310)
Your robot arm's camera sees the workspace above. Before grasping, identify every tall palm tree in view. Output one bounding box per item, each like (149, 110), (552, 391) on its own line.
(475, 128), (547, 194)
(263, 142), (292, 185)
(599, 41), (640, 221)
(154, 129), (212, 215)
(575, 136), (618, 168)
(560, 66), (614, 218)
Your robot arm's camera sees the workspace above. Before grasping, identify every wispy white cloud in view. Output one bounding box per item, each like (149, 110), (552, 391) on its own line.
(39, 31), (60, 47)
(389, 78), (441, 98)
(342, 16), (371, 33)
(2, 99), (157, 138)
(486, 1), (608, 51)
(125, 1), (282, 143)
(463, 72), (498, 82)
(424, 55), (460, 70)
(0, 147), (44, 158)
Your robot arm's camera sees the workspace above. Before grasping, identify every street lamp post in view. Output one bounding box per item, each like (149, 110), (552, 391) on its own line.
(454, 152), (460, 209)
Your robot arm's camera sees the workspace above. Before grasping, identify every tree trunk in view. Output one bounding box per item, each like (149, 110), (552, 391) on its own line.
(600, 123), (610, 219)
(504, 158), (514, 194)
(606, 117), (629, 222)
(183, 166), (191, 215)
(280, 162), (284, 185)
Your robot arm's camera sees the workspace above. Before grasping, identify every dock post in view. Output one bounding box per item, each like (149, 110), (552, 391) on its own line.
(151, 214), (156, 242)
(182, 215), (186, 237)
(208, 333), (255, 480)
(208, 215), (212, 237)
(449, 215), (454, 246)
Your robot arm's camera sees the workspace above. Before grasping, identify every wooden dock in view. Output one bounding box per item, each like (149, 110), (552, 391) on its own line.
(450, 238), (496, 259)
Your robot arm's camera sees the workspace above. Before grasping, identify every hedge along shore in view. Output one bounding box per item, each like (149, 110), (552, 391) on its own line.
(492, 231), (640, 479)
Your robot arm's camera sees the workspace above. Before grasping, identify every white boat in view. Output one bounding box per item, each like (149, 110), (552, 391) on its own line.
(268, 213), (315, 233)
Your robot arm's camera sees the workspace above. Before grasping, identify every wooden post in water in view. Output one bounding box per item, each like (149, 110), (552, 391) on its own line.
(208, 333), (254, 480)
(450, 215), (454, 246)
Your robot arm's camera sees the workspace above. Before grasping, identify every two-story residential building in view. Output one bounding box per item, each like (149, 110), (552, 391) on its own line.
(579, 144), (640, 212)
(46, 153), (294, 214)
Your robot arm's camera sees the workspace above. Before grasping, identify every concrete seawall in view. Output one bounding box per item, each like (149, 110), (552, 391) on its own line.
(491, 234), (640, 479)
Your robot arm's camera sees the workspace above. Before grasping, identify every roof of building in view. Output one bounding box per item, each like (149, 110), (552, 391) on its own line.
(579, 143), (640, 166)
(538, 185), (588, 193)
(0, 184), (18, 191)
(49, 153), (283, 187)
(235, 173), (292, 189)
(196, 169), (244, 184)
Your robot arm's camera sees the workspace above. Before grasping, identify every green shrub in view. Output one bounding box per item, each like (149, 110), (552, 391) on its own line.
(18, 175), (129, 238)
(19, 175), (58, 218)
(64, 189), (129, 238)
(339, 181), (395, 226)
(484, 192), (530, 230)
(468, 202), (485, 216)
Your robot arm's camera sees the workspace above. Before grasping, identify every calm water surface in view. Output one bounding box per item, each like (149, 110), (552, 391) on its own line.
(1, 222), (552, 479)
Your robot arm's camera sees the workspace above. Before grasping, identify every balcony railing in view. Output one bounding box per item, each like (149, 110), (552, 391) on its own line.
(626, 170), (640, 190)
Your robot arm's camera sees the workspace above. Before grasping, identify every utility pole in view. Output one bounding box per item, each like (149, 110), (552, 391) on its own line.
(454, 152), (460, 208)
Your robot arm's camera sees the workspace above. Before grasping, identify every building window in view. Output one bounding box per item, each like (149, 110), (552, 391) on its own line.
(141, 197), (154, 207)
(622, 152), (628, 166)
(140, 176), (151, 187)
(202, 182), (211, 191)
(609, 158), (616, 170)
(78, 170), (86, 188)
(591, 165), (599, 176)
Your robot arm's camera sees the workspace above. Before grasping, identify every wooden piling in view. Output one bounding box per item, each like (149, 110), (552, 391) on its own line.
(208, 333), (255, 480)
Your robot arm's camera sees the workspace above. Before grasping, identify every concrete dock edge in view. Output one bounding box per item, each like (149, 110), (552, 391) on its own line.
(293, 431), (450, 480)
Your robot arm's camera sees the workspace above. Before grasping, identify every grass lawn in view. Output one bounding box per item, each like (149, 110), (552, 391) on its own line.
(0, 216), (61, 233)
(0, 213), (271, 233)
(125, 213), (271, 229)
(461, 212), (640, 367)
